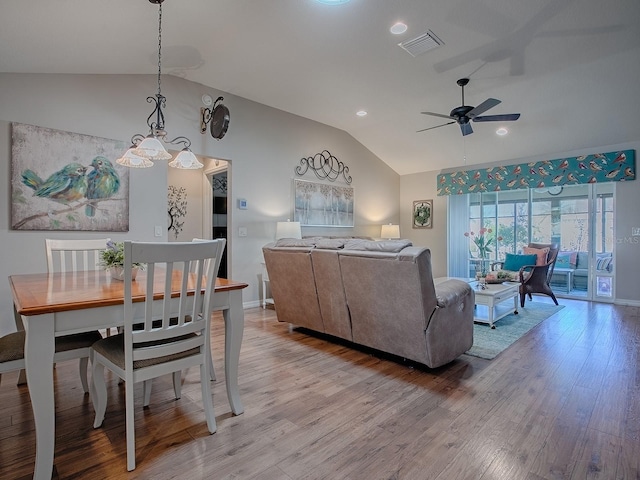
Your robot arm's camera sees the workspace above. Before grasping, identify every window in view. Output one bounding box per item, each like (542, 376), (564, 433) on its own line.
(449, 182), (615, 301)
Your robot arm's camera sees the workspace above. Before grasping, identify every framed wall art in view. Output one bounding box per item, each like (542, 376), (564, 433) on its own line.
(293, 179), (354, 227)
(11, 123), (130, 231)
(412, 199), (433, 229)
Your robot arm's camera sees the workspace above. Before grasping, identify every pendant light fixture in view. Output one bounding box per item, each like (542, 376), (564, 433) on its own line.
(116, 0), (202, 169)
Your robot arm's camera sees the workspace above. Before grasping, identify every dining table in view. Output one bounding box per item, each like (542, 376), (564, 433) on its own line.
(9, 269), (248, 480)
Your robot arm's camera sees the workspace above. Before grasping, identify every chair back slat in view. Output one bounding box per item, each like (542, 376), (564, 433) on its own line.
(123, 240), (225, 373)
(45, 238), (111, 273)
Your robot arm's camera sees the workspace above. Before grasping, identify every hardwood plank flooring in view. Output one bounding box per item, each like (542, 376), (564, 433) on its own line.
(0, 298), (639, 479)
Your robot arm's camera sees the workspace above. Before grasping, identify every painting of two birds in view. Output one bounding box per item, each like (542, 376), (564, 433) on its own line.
(10, 123), (130, 231)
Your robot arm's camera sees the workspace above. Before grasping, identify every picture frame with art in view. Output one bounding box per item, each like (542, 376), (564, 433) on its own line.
(293, 179), (354, 227)
(412, 199), (433, 229)
(10, 123), (130, 232)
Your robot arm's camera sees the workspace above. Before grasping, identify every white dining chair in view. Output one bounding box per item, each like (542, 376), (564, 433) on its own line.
(1, 329), (103, 390)
(43, 238), (112, 391)
(91, 239), (225, 471)
(193, 237), (218, 381)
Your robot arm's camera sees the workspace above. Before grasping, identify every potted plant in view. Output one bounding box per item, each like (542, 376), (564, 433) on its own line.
(99, 241), (143, 280)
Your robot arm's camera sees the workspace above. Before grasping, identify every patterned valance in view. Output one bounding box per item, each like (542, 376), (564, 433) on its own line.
(437, 149), (635, 196)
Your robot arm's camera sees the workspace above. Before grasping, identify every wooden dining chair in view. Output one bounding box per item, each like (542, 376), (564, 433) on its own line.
(42, 238), (112, 391)
(1, 329), (103, 390)
(91, 239), (225, 471)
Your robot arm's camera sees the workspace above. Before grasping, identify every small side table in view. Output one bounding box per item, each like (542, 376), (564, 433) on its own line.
(261, 262), (274, 308)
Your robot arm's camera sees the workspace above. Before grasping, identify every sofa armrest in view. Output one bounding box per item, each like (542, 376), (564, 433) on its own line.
(434, 279), (474, 308)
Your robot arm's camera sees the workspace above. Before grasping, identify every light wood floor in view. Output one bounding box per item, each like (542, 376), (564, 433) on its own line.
(1, 298), (639, 479)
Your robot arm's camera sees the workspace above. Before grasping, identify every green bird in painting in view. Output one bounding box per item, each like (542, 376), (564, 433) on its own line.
(21, 163), (88, 204)
(85, 156), (121, 217)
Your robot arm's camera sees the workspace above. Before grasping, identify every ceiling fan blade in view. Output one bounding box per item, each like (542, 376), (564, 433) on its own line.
(473, 113), (521, 122)
(417, 121), (455, 133)
(467, 98), (501, 118)
(460, 123), (473, 136)
(420, 111), (453, 120)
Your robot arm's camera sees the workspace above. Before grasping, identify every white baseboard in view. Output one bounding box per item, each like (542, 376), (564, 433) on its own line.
(242, 299), (262, 309)
(614, 298), (640, 307)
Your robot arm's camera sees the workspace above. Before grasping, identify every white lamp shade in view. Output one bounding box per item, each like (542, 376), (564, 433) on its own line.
(116, 147), (155, 168)
(381, 224), (400, 239)
(168, 149), (204, 169)
(275, 221), (302, 239)
(133, 135), (172, 161)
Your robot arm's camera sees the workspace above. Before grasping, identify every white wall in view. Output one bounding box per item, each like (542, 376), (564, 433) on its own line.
(0, 73), (400, 333)
(400, 141), (640, 304)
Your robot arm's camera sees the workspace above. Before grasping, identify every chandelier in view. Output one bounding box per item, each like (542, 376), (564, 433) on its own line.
(116, 0), (202, 169)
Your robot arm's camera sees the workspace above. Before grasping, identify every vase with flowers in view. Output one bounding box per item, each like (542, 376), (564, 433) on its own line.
(464, 228), (502, 281)
(99, 241), (144, 281)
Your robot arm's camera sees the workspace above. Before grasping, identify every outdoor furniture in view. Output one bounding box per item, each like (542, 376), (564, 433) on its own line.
(518, 242), (559, 307)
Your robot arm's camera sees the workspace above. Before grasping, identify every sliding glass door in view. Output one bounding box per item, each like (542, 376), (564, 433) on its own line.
(448, 183), (615, 302)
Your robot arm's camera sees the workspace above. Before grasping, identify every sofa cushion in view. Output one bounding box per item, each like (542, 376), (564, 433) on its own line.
(343, 239), (412, 253)
(556, 251), (577, 268)
(315, 238), (347, 249)
(523, 246), (550, 266)
(274, 238), (318, 247)
(503, 253), (537, 271)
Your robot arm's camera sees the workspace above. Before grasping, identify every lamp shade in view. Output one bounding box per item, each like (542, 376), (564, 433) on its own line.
(275, 221), (302, 239)
(115, 146), (155, 168)
(133, 135), (172, 161)
(381, 223), (400, 239)
(168, 148), (204, 169)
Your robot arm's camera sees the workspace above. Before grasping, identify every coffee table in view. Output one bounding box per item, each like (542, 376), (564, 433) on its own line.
(472, 281), (519, 329)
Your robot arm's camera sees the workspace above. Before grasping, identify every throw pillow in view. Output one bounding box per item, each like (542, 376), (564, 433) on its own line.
(596, 253), (612, 271)
(502, 253), (538, 271)
(556, 251), (577, 268)
(523, 246), (550, 266)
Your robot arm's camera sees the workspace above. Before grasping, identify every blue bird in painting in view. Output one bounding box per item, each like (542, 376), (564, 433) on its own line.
(21, 163), (88, 204)
(85, 156), (121, 217)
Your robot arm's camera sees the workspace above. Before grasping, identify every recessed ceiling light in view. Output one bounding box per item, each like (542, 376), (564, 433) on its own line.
(390, 22), (408, 35)
(496, 127), (509, 136)
(356, 110), (368, 117)
(314, 0), (350, 4)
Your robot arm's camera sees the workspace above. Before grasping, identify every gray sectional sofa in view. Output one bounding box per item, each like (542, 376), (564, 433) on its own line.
(262, 237), (475, 368)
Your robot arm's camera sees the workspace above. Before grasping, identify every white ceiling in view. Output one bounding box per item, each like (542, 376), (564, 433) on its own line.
(1, 0), (639, 175)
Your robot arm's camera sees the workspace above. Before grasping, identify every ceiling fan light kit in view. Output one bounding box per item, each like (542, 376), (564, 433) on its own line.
(419, 78), (520, 136)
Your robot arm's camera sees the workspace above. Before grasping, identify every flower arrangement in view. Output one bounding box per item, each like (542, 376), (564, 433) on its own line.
(99, 241), (144, 270)
(465, 228), (503, 279)
(464, 228), (501, 258)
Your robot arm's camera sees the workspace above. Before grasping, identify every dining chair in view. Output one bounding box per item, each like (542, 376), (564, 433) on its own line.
(45, 237), (112, 273)
(1, 330), (103, 389)
(140, 238), (219, 404)
(91, 239), (225, 471)
(43, 237), (112, 391)
(193, 237), (217, 381)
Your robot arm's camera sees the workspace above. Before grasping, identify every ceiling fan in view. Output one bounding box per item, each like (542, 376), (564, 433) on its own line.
(418, 78), (520, 136)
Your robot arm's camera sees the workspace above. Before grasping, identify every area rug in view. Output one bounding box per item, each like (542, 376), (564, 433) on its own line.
(465, 302), (565, 360)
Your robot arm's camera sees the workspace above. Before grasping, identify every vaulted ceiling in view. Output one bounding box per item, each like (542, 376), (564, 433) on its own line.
(1, 0), (639, 175)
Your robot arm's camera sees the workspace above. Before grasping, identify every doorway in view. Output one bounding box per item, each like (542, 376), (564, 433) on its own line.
(203, 161), (229, 279)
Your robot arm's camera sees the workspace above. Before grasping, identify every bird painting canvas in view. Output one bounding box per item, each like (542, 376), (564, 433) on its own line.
(11, 123), (130, 231)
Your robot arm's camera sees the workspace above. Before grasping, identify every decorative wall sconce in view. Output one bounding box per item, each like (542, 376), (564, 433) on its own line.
(381, 223), (400, 240)
(200, 96), (230, 139)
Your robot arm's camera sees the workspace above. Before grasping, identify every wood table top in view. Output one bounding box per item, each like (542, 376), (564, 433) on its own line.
(9, 270), (248, 316)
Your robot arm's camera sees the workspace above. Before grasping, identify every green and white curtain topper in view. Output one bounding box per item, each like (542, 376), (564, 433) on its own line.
(437, 149), (635, 196)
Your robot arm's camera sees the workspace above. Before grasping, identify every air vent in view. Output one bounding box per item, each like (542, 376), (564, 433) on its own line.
(398, 30), (444, 57)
